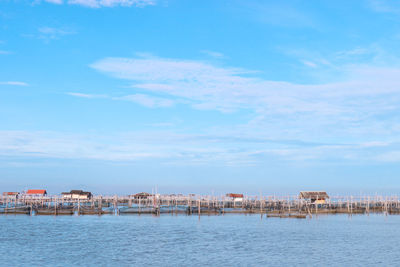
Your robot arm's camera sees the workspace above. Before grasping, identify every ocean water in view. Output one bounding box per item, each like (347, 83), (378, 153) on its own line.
(0, 214), (399, 266)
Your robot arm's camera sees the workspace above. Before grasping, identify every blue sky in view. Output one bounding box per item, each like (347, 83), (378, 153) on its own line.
(1, 0), (400, 195)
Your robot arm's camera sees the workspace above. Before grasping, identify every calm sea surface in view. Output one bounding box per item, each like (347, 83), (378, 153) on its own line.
(0, 214), (399, 266)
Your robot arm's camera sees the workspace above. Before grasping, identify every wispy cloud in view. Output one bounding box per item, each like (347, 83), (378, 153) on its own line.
(42, 0), (155, 8)
(91, 55), (400, 111)
(44, 0), (63, 4)
(201, 50), (225, 59)
(67, 91), (174, 108)
(235, 1), (315, 28)
(116, 94), (174, 108)
(302, 60), (318, 68)
(23, 26), (76, 42)
(66, 92), (106, 98)
(90, 55), (400, 146)
(0, 81), (29, 86)
(37, 26), (76, 40)
(0, 130), (398, 165)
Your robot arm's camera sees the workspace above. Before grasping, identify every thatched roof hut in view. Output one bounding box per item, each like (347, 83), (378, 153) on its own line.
(131, 192), (152, 199)
(62, 190), (92, 199)
(299, 191), (329, 203)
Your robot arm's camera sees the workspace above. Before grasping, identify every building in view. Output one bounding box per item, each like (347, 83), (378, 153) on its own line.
(61, 190), (92, 200)
(299, 191), (329, 204)
(26, 189), (47, 196)
(2, 192), (19, 198)
(226, 193), (244, 202)
(131, 192), (152, 200)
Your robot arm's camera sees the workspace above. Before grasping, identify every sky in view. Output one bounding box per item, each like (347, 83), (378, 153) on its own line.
(1, 0), (400, 195)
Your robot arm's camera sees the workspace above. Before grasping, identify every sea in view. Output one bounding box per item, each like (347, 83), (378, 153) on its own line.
(0, 214), (399, 266)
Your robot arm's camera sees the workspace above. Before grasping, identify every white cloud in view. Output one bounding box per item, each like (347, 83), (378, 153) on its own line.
(302, 60), (317, 68)
(67, 92), (106, 98)
(116, 94), (174, 108)
(91, 56), (400, 113)
(236, 1), (315, 28)
(336, 48), (370, 57)
(0, 81), (29, 86)
(42, 0), (155, 7)
(1, 130), (397, 165)
(67, 91), (174, 108)
(201, 50), (225, 59)
(37, 26), (76, 40)
(89, 55), (400, 146)
(2, 129), (400, 167)
(44, 0), (63, 4)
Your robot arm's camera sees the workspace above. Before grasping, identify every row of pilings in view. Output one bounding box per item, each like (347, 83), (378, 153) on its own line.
(1, 195), (400, 217)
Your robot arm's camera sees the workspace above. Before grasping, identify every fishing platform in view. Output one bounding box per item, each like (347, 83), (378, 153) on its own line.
(1, 190), (400, 218)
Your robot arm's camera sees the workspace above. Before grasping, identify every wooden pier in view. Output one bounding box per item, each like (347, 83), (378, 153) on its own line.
(1, 194), (400, 218)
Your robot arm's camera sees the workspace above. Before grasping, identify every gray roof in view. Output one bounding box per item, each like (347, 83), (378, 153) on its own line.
(62, 190), (92, 196)
(299, 191), (329, 199)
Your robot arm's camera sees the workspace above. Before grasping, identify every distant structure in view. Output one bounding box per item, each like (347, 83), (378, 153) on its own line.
(62, 190), (92, 200)
(2, 192), (19, 198)
(299, 191), (329, 204)
(131, 192), (152, 200)
(26, 189), (47, 196)
(226, 193), (244, 202)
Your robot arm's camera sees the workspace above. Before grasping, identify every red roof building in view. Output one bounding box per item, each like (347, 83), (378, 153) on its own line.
(2, 192), (19, 196)
(26, 189), (47, 195)
(226, 193), (244, 198)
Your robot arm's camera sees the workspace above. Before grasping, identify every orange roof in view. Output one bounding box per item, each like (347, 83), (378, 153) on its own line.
(26, 189), (47, 195)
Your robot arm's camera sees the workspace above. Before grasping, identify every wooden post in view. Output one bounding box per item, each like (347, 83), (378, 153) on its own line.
(222, 196), (225, 215)
(99, 196), (103, 215)
(385, 197), (388, 216)
(175, 198), (178, 216)
(139, 197), (141, 215)
(350, 196), (353, 215)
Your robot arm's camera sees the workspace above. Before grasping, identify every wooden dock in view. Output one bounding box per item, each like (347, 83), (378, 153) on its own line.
(1, 194), (400, 217)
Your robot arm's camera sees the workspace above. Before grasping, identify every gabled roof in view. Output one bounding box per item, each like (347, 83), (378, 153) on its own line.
(26, 189), (47, 195)
(299, 191), (329, 199)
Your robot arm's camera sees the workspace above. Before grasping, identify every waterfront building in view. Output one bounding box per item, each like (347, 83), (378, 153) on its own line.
(299, 191), (329, 204)
(131, 192), (152, 200)
(2, 192), (19, 199)
(26, 189), (47, 197)
(61, 190), (92, 200)
(226, 193), (244, 202)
